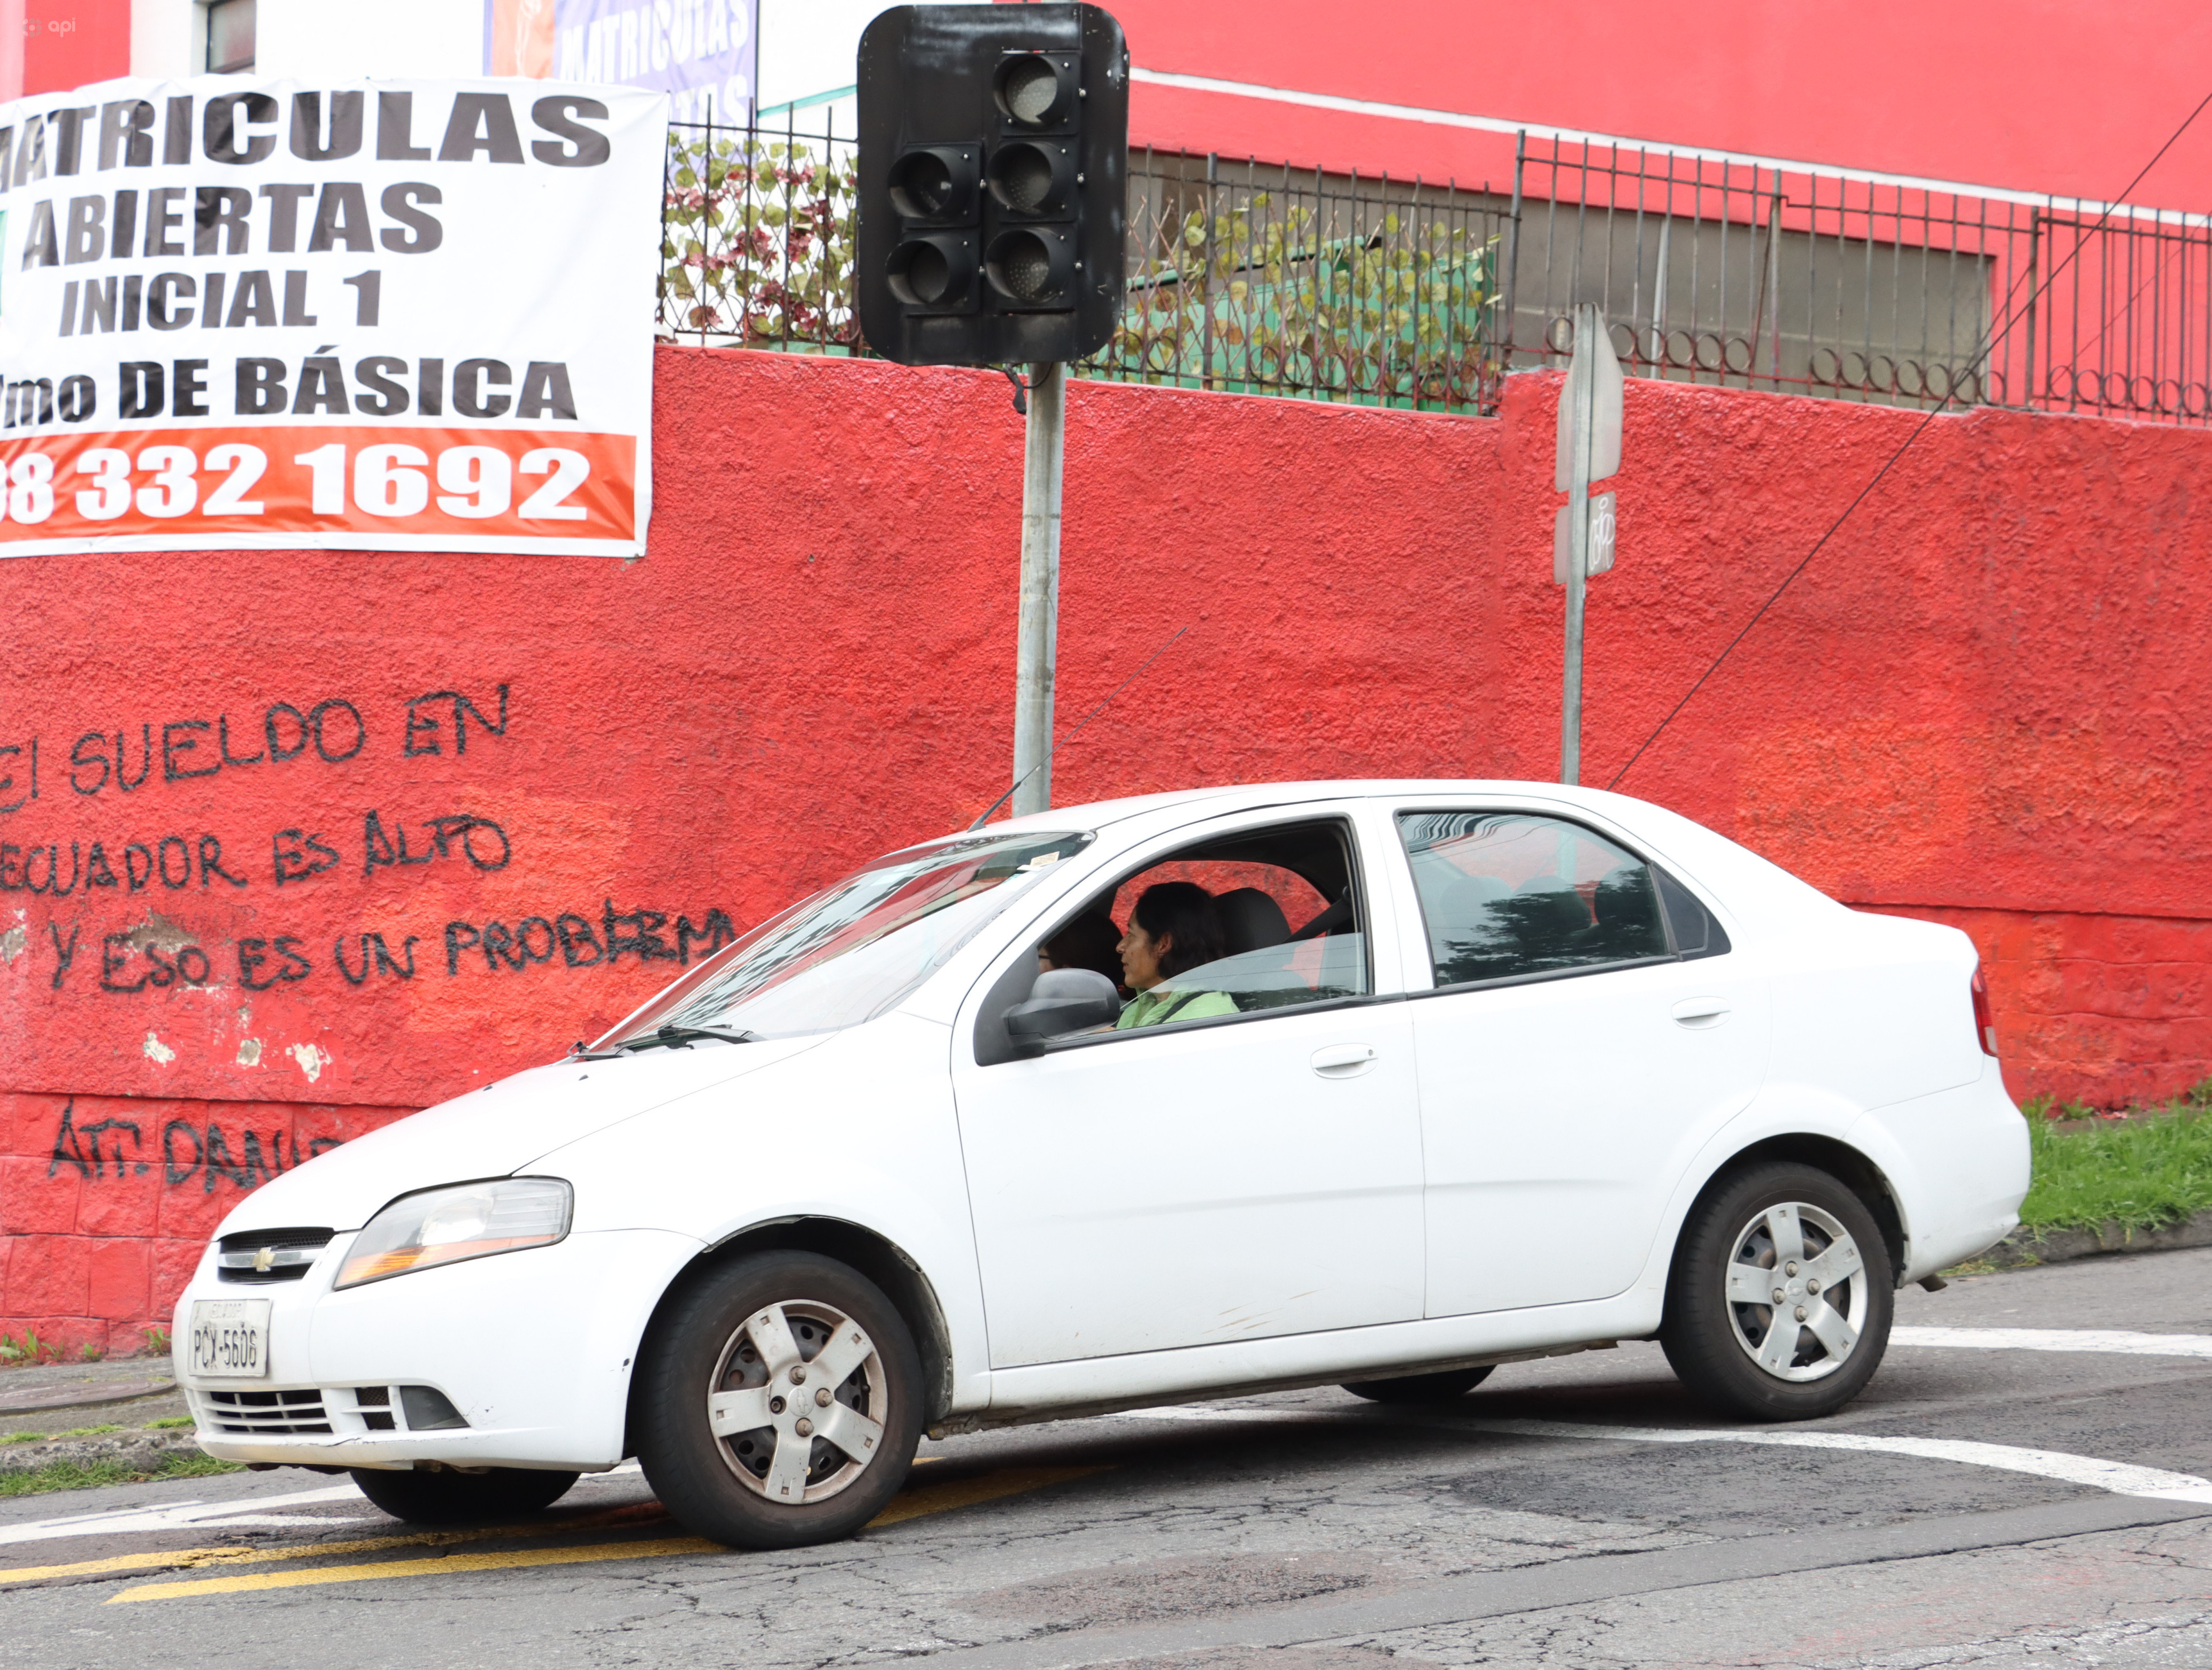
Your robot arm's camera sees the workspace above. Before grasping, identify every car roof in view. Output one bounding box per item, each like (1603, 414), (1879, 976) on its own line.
(960, 778), (1852, 935)
(974, 779), (1647, 836)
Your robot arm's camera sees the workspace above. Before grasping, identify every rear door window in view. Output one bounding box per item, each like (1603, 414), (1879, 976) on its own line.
(1397, 810), (1673, 987)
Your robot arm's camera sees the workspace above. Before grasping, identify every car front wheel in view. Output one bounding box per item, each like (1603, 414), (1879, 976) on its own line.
(634, 1251), (924, 1549)
(1661, 1161), (1894, 1421)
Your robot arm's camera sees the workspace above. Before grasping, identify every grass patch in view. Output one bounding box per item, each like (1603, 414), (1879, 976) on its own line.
(3, 1432), (49, 1445)
(2019, 1084), (2212, 1235)
(0, 1450), (242, 1499)
(146, 1416), (196, 1430)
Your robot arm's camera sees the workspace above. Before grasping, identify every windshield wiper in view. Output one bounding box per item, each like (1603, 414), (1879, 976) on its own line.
(619, 1024), (762, 1053)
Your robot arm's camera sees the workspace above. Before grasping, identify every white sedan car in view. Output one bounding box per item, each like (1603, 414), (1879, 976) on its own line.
(174, 782), (2029, 1548)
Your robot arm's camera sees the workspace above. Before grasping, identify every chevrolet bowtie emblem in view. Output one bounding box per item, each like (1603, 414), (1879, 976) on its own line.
(254, 1247), (275, 1273)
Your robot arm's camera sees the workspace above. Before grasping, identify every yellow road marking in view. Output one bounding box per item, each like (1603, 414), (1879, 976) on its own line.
(0, 1503), (669, 1587)
(7, 1460), (954, 1585)
(112, 1538), (719, 1600)
(105, 1465), (1105, 1603)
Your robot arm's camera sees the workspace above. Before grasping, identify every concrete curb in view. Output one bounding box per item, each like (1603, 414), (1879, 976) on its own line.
(0, 1430), (205, 1478)
(1977, 1211), (2212, 1269)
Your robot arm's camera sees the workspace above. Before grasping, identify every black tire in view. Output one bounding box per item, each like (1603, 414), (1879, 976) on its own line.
(1341, 1365), (1495, 1404)
(349, 1465), (578, 1525)
(634, 1251), (924, 1550)
(1661, 1160), (1894, 1422)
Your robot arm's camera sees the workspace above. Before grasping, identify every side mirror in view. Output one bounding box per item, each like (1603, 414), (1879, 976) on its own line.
(1004, 968), (1120, 1056)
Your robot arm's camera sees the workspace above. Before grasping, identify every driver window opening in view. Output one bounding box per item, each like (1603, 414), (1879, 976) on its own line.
(998, 819), (1372, 1053)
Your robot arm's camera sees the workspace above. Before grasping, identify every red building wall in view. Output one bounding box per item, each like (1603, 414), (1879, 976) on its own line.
(21, 0), (128, 97)
(1097, 0), (2212, 210)
(4, 346), (2208, 1353)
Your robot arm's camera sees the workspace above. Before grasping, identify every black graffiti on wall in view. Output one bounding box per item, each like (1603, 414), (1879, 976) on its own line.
(1, 831), (253, 895)
(0, 811), (512, 897)
(33, 899), (734, 996)
(47, 1099), (344, 1193)
(443, 902), (736, 975)
(0, 684), (510, 815)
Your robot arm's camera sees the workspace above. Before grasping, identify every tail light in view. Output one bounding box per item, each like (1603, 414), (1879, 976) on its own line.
(1970, 967), (1999, 1057)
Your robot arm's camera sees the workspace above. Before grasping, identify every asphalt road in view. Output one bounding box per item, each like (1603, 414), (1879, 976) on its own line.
(10, 1250), (2212, 1670)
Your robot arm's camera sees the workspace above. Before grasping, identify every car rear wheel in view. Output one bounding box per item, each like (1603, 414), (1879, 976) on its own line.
(1661, 1161), (1894, 1421)
(1340, 1365), (1495, 1403)
(634, 1251), (924, 1549)
(349, 1465), (578, 1524)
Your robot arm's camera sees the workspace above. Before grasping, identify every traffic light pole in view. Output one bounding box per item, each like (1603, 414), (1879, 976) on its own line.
(1011, 360), (1066, 817)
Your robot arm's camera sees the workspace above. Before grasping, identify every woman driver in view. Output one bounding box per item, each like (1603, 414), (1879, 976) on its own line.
(1115, 882), (1239, 1028)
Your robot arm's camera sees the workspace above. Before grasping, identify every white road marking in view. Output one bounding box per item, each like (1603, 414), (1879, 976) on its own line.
(0, 1484), (367, 1549)
(1893, 1326), (2212, 1358)
(0, 1463), (644, 1548)
(1105, 1405), (2212, 1504)
(1463, 1418), (2212, 1504)
(572, 1462), (644, 1482)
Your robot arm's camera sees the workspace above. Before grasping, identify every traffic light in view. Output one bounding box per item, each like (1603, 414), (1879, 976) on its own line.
(858, 4), (1128, 367)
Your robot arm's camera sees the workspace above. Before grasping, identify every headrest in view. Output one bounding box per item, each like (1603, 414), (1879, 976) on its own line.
(1216, 887), (1292, 955)
(1511, 874), (1592, 935)
(1592, 867), (1660, 930)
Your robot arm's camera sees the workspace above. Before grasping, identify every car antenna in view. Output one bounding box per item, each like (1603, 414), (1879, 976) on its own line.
(969, 623), (1193, 832)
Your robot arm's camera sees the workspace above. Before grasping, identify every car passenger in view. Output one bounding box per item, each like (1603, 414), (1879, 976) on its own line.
(1038, 909), (1128, 994)
(1115, 882), (1240, 1028)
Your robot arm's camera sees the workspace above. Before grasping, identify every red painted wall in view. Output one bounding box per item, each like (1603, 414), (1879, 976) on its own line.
(23, 0), (128, 97)
(4, 346), (2208, 1353)
(1098, 0), (2212, 210)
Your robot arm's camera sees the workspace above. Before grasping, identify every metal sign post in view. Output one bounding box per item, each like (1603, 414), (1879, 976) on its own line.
(1554, 304), (1623, 786)
(1012, 361), (1067, 817)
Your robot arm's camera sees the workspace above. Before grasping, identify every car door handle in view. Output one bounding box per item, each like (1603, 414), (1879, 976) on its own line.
(1672, 998), (1731, 1029)
(1311, 1044), (1378, 1078)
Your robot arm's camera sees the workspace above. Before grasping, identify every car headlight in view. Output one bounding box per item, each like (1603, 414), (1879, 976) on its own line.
(335, 1178), (573, 1290)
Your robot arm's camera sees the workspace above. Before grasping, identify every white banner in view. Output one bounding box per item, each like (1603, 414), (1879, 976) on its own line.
(0, 77), (664, 558)
(487, 0), (759, 128)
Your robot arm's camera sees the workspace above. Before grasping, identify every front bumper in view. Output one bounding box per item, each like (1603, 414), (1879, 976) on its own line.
(173, 1225), (703, 1472)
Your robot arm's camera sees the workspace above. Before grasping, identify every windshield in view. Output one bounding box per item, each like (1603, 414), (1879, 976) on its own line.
(594, 829), (1093, 1048)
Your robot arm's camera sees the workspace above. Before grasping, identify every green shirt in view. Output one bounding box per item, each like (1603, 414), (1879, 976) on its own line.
(1116, 986), (1241, 1029)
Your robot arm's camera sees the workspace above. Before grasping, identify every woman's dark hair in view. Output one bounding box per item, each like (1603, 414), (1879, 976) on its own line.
(1042, 909), (1126, 990)
(1131, 882), (1225, 978)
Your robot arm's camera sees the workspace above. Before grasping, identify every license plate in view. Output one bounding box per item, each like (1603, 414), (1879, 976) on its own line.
(188, 1299), (271, 1378)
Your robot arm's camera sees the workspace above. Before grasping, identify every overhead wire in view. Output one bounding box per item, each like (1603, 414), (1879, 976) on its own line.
(1604, 86), (2212, 791)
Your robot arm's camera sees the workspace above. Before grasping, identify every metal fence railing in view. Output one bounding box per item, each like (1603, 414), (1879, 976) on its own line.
(658, 112), (863, 352)
(1089, 152), (1509, 412)
(658, 117), (2212, 426)
(655, 121), (1510, 410)
(1501, 135), (2212, 425)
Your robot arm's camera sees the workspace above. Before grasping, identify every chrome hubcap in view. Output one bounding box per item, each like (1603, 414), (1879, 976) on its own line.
(1723, 1201), (1868, 1383)
(707, 1300), (885, 1504)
